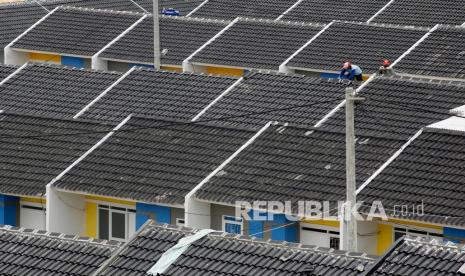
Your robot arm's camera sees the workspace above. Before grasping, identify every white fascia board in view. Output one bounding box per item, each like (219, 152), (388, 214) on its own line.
(73, 66), (136, 119)
(93, 14), (148, 59)
(185, 121), (271, 201)
(46, 115), (132, 188)
(356, 129), (423, 195)
(191, 77), (244, 121)
(11, 48), (90, 59)
(366, 0), (396, 23)
(275, 0), (304, 20)
(390, 24), (439, 68)
(427, 116), (465, 132)
(450, 105), (465, 117)
(183, 17), (240, 67)
(185, 0), (209, 17)
(5, 7), (59, 49)
(0, 62), (28, 86)
(279, 21), (334, 72)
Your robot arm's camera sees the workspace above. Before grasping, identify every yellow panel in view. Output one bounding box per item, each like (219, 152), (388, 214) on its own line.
(161, 66), (182, 72)
(21, 196), (46, 204)
(302, 219), (340, 228)
(85, 202), (97, 238)
(206, 66), (244, 77)
(362, 74), (370, 81)
(86, 195), (136, 206)
(29, 52), (61, 63)
(377, 223), (393, 255)
(389, 218), (442, 230)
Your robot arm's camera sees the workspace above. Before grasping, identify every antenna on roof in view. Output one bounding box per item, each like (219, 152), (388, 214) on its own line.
(153, 0), (161, 70)
(33, 0), (50, 12)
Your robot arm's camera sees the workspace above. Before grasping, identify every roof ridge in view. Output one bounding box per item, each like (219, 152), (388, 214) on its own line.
(147, 222), (375, 262)
(127, 115), (257, 133)
(160, 14), (231, 25)
(424, 125), (465, 136)
(134, 66), (238, 80)
(239, 16), (325, 28)
(380, 74), (465, 87)
(0, 225), (122, 249)
(404, 236), (465, 251)
(59, 5), (145, 16)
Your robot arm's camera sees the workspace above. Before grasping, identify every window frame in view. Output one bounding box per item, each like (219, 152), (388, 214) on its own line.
(222, 215), (243, 235)
(97, 204), (135, 242)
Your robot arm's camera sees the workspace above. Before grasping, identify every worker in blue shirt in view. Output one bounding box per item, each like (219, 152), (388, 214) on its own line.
(339, 62), (363, 81)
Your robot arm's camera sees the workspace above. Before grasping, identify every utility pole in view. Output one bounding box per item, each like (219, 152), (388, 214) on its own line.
(341, 86), (360, 252)
(153, 0), (160, 70)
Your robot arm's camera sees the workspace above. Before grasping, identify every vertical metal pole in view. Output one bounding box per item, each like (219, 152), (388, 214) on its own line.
(153, 0), (161, 70)
(341, 86), (358, 252)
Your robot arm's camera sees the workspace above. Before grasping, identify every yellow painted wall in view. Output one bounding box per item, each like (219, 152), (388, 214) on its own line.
(86, 195), (136, 206)
(21, 196), (46, 204)
(85, 202), (97, 238)
(161, 66), (182, 72)
(302, 219), (339, 228)
(206, 66), (244, 77)
(377, 223), (393, 255)
(29, 52), (61, 64)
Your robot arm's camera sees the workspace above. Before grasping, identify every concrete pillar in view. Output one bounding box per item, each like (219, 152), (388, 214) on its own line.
(46, 185), (86, 235)
(185, 197), (210, 229)
(92, 55), (108, 71)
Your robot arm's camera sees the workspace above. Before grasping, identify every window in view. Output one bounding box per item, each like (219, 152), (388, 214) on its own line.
(222, 216), (243, 234)
(394, 227), (443, 242)
(330, 236), (340, 249)
(98, 205), (135, 242)
(176, 218), (185, 227)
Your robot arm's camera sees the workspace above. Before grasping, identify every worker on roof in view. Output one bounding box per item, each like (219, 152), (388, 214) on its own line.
(339, 62), (363, 82)
(378, 59), (395, 76)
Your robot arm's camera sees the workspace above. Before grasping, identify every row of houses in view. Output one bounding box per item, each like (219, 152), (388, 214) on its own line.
(2, 221), (465, 275)
(0, 63), (463, 255)
(2, 5), (465, 79)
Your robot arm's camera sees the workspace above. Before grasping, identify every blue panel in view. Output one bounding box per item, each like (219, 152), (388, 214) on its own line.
(136, 203), (171, 229)
(444, 227), (465, 243)
(270, 214), (298, 242)
(61, 56), (85, 68)
(129, 63), (154, 69)
(248, 210), (264, 239)
(0, 195), (19, 226)
(320, 72), (340, 79)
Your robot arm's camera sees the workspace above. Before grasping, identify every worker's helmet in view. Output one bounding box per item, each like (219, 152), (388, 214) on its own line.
(343, 62), (351, 69)
(383, 59), (391, 67)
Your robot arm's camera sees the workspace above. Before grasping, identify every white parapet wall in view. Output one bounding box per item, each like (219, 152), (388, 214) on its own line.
(185, 197), (211, 229)
(92, 55), (109, 71)
(46, 186), (86, 236)
(357, 220), (378, 255)
(4, 47), (29, 66)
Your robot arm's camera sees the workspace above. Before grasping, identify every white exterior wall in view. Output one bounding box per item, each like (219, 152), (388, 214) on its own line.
(357, 220), (378, 255)
(46, 186), (86, 235)
(92, 56), (108, 71)
(4, 47), (28, 66)
(185, 197), (210, 229)
(20, 202), (46, 230)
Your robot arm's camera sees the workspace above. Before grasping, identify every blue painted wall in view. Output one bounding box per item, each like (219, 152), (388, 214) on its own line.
(62, 56), (85, 68)
(136, 202), (170, 229)
(129, 63), (154, 69)
(248, 210), (265, 239)
(444, 227), (465, 243)
(271, 214), (298, 242)
(0, 195), (19, 226)
(320, 72), (340, 79)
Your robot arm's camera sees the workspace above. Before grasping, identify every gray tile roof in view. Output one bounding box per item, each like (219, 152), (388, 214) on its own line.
(364, 237), (465, 275)
(0, 225), (120, 276)
(371, 0), (465, 27)
(0, 1), (47, 49)
(0, 112), (110, 197)
(190, 18), (324, 70)
(195, 124), (404, 210)
(53, 117), (254, 206)
(97, 221), (375, 276)
(140, 0), (206, 15)
(189, 0), (297, 20)
(286, 22), (427, 74)
(0, 63), (121, 118)
(99, 16), (228, 66)
(80, 68), (237, 123)
(322, 76), (465, 140)
(11, 6), (143, 57)
(281, 0), (390, 23)
(0, 64), (16, 81)
(395, 26), (465, 79)
(199, 72), (345, 130)
(359, 127), (465, 227)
